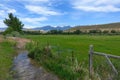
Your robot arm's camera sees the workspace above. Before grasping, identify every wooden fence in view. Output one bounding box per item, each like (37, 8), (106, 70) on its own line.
(89, 45), (120, 79)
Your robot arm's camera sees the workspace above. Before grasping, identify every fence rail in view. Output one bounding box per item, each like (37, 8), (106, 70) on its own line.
(89, 45), (120, 79)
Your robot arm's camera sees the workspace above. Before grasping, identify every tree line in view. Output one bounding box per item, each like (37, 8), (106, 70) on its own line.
(23, 29), (120, 35)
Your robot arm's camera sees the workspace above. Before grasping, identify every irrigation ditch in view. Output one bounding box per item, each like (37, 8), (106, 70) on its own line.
(10, 37), (59, 80)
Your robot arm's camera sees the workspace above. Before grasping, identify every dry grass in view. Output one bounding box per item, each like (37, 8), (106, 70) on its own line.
(66, 22), (120, 32)
(4, 37), (31, 49)
(0, 35), (3, 42)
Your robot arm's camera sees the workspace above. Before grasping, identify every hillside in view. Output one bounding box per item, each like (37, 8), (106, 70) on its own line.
(66, 22), (120, 32)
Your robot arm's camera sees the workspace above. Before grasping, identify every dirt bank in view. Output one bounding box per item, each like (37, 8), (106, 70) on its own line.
(7, 37), (30, 49)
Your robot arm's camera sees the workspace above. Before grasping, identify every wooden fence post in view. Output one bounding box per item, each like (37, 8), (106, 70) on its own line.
(105, 55), (118, 75)
(89, 45), (93, 79)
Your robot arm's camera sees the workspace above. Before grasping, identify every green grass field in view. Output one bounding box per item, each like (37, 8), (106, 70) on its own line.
(25, 35), (120, 80)
(0, 38), (15, 80)
(25, 35), (120, 59)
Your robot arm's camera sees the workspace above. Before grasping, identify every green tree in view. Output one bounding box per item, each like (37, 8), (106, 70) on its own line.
(111, 30), (116, 33)
(74, 30), (82, 34)
(89, 30), (102, 34)
(103, 30), (109, 34)
(3, 13), (24, 35)
(49, 30), (58, 34)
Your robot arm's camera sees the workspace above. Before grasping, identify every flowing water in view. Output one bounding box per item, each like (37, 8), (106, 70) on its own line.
(12, 50), (59, 80)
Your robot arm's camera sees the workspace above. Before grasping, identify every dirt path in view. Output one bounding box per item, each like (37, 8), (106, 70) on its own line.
(8, 37), (31, 49)
(0, 36), (30, 48)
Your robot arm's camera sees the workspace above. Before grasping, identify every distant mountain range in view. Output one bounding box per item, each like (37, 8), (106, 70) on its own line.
(0, 28), (6, 31)
(31, 25), (71, 31)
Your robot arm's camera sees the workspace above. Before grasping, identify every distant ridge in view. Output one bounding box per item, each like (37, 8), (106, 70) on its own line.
(66, 22), (120, 32)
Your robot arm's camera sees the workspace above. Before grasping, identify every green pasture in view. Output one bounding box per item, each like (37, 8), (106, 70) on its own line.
(0, 40), (15, 80)
(25, 35), (120, 80)
(25, 35), (120, 61)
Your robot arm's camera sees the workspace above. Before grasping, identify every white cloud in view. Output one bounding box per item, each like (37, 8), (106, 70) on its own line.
(20, 17), (48, 28)
(0, 9), (16, 19)
(25, 5), (61, 16)
(24, 24), (45, 28)
(0, 10), (6, 17)
(24, 25), (38, 28)
(0, 4), (16, 14)
(21, 17), (47, 23)
(20, 0), (49, 3)
(17, 0), (51, 5)
(0, 4), (16, 18)
(75, 5), (120, 12)
(0, 4), (16, 28)
(0, 20), (6, 28)
(7, 9), (16, 13)
(94, 0), (120, 5)
(28, 0), (49, 2)
(71, 0), (120, 12)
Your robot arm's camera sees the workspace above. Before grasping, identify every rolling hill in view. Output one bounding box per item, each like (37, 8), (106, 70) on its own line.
(66, 22), (120, 32)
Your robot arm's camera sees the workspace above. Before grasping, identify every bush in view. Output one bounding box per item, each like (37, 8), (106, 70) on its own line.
(11, 31), (21, 37)
(111, 30), (116, 33)
(89, 30), (101, 34)
(73, 30), (82, 34)
(103, 30), (109, 34)
(3, 31), (21, 38)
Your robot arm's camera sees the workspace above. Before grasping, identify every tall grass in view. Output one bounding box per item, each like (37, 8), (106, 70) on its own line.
(26, 42), (89, 80)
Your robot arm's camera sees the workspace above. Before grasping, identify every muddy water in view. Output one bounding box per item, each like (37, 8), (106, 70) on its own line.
(12, 50), (59, 80)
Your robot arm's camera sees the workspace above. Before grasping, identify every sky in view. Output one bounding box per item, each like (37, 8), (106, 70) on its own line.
(0, 0), (120, 28)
